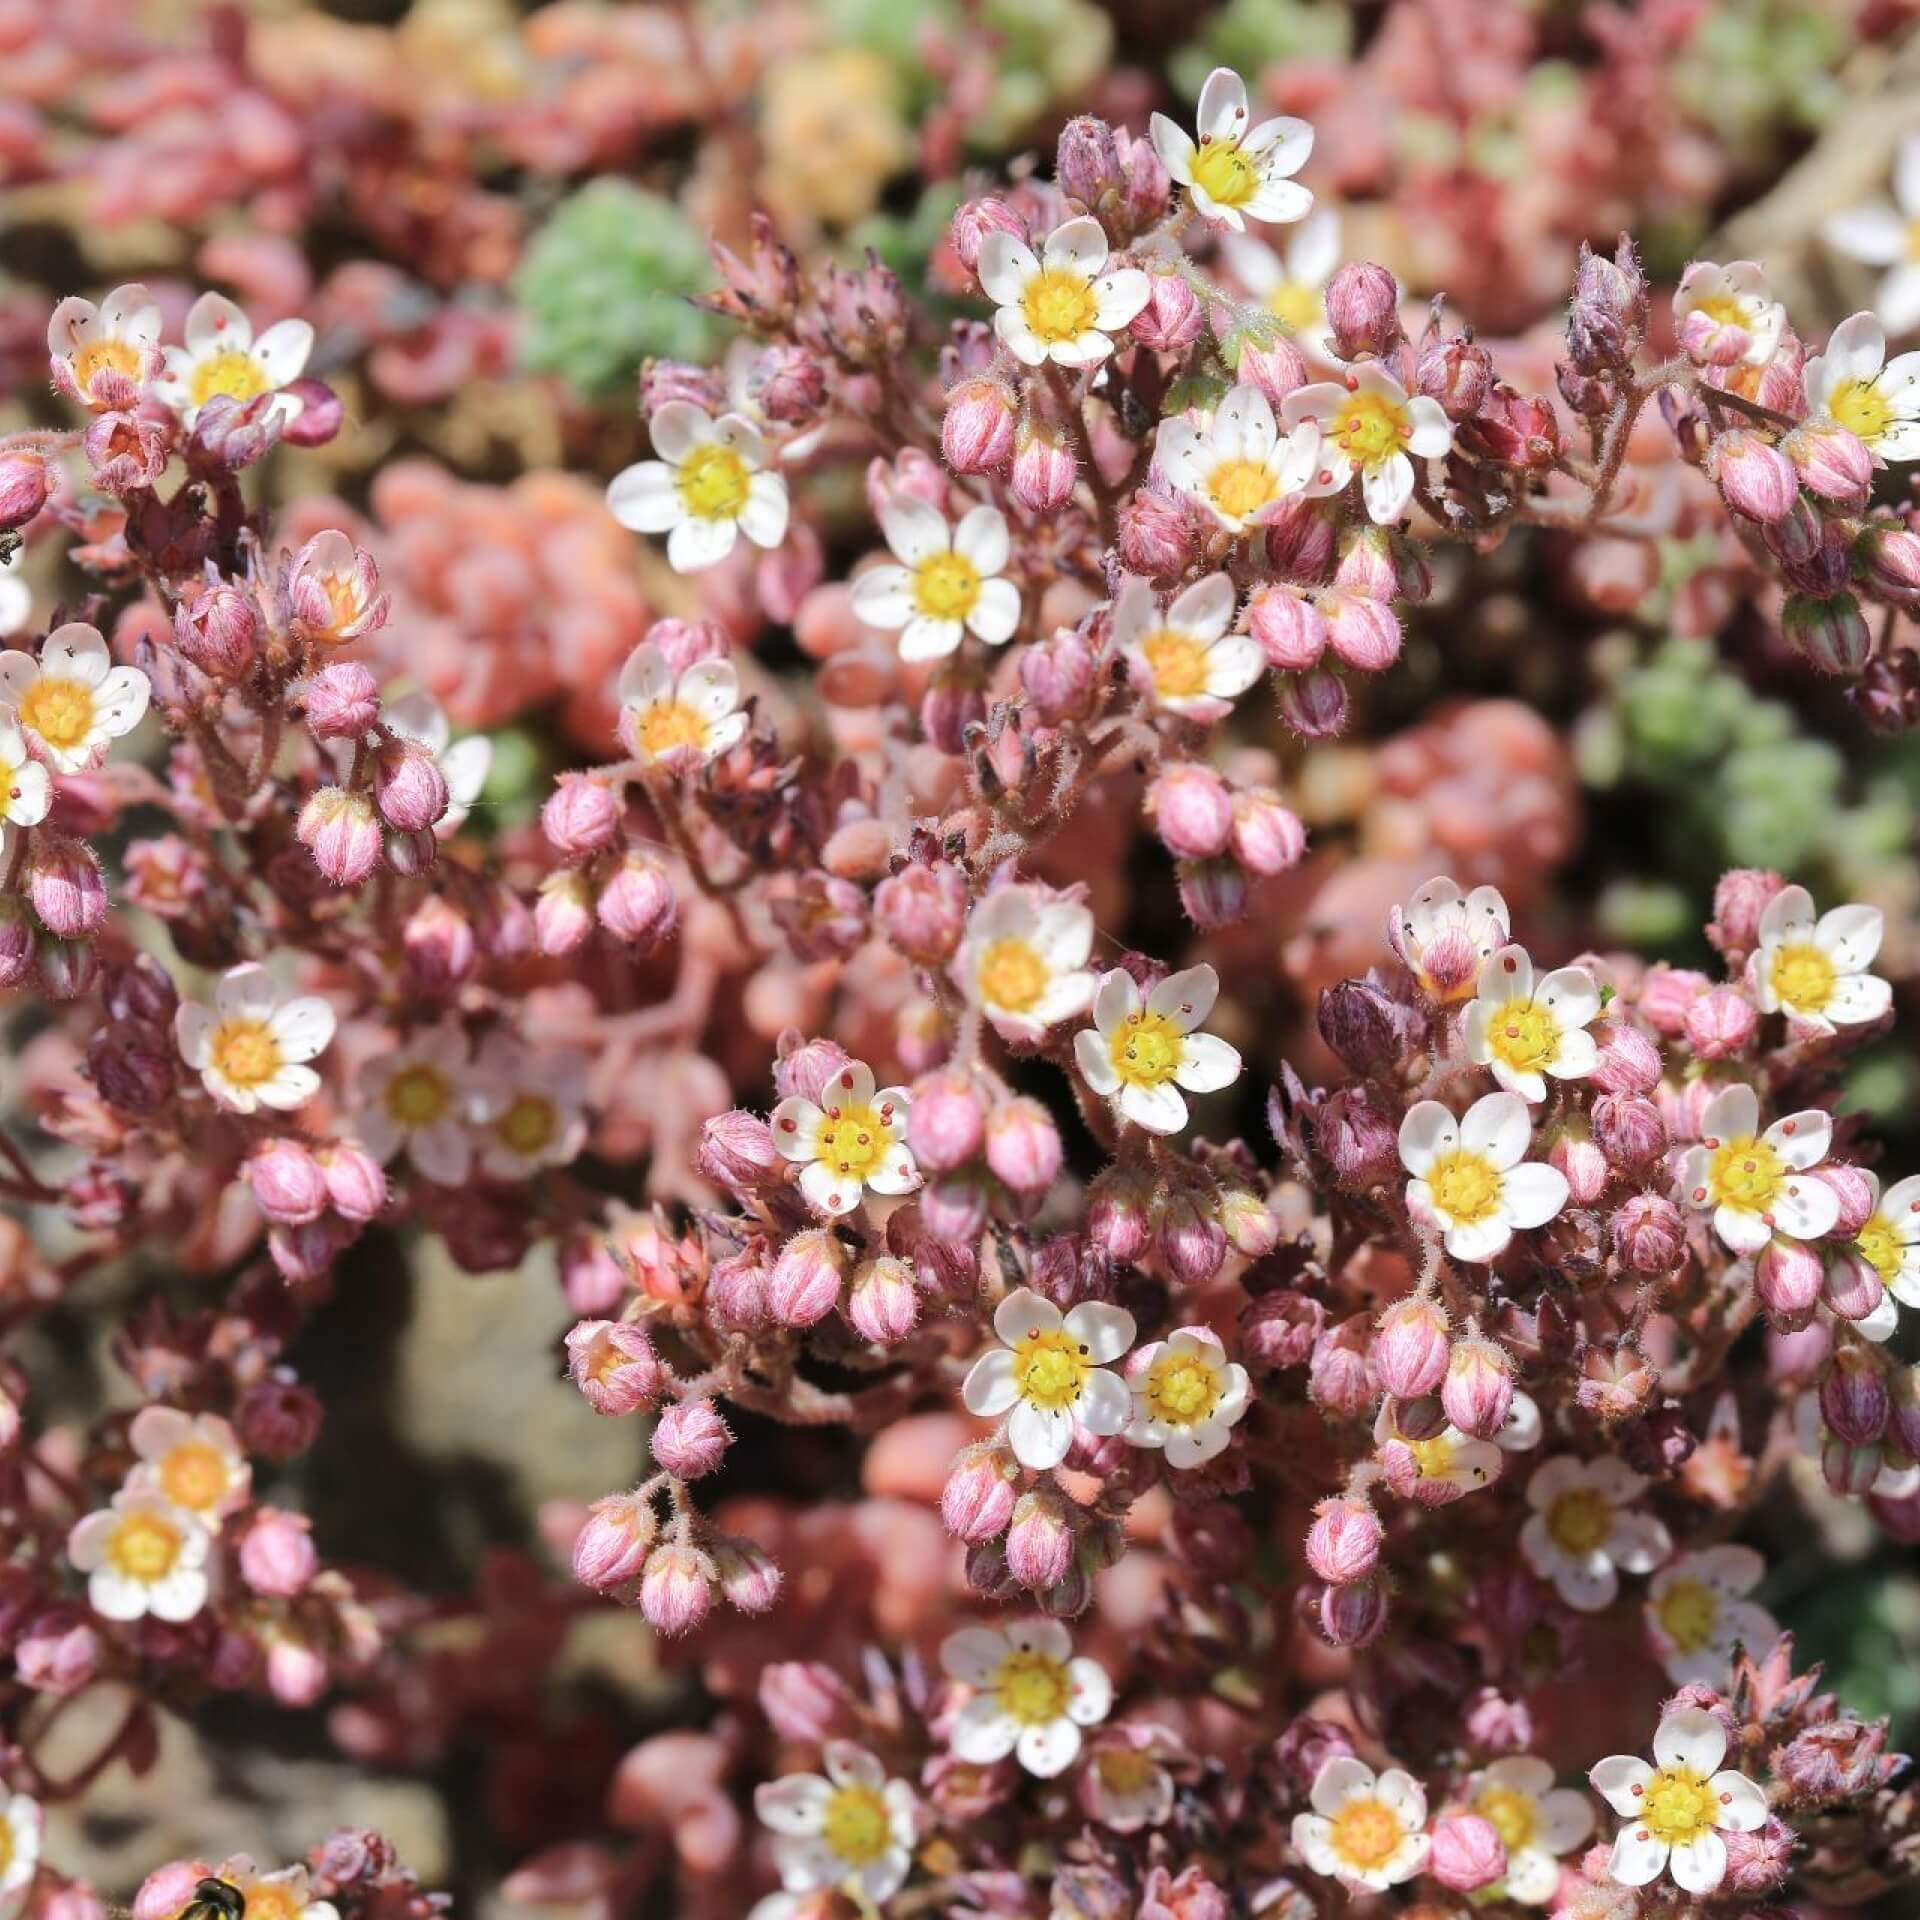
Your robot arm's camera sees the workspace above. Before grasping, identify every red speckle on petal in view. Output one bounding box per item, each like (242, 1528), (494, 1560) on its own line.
(1783, 1119), (1797, 1134)
(779, 1119), (796, 1131)
(841, 1070), (854, 1087)
(1632, 1785), (1644, 1797)
(1503, 956), (1517, 971)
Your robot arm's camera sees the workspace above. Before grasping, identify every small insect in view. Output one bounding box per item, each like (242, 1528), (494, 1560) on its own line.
(179, 1881), (248, 1920)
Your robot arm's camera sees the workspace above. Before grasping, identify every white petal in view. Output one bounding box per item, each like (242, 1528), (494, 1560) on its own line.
(1462, 1089), (1532, 1166)
(1653, 1707), (1727, 1776)
(877, 493), (950, 568)
(647, 401), (715, 465)
(848, 563), (916, 630)
(1196, 67), (1249, 141)
(666, 516), (738, 573)
(1065, 1656), (1111, 1724)
(897, 614), (963, 662)
(967, 576), (1022, 647)
(962, 1347), (1021, 1417)
(1042, 216), (1110, 276)
(1397, 1100), (1458, 1176)
(994, 1287), (1061, 1346)
(1007, 1397), (1073, 1470)
(941, 1626), (1010, 1686)
(1075, 1368), (1133, 1437)
(977, 233), (1042, 310)
(1075, 1027), (1121, 1094)
(950, 1695), (1019, 1764)
(952, 504), (1009, 575)
(1607, 1826), (1668, 1887)
(1826, 204), (1907, 265)
(738, 473), (789, 549)
(1173, 1032), (1241, 1094)
(1668, 1831), (1726, 1895)
(1015, 1717), (1081, 1777)
(251, 318), (314, 385)
(1062, 1300), (1136, 1364)
(1148, 964), (1219, 1030)
(756, 1776), (833, 1836)
(269, 996), (335, 1063)
(1710, 1771), (1769, 1834)
(1118, 1079), (1188, 1135)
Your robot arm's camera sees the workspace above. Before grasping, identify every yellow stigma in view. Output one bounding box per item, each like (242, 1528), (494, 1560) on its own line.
(1205, 455), (1278, 524)
(1475, 1784), (1537, 1854)
(1109, 1008), (1185, 1088)
(812, 1100), (893, 1182)
(208, 1017), (284, 1092)
(1486, 998), (1560, 1077)
(72, 337), (144, 392)
(16, 675), (96, 754)
(189, 347), (271, 410)
(107, 1510), (183, 1582)
(1267, 282), (1323, 335)
(497, 1093), (559, 1157)
(386, 1063), (454, 1129)
(1655, 1577), (1722, 1654)
(675, 443), (751, 520)
(157, 1440), (228, 1514)
(1637, 1764), (1718, 1845)
(976, 936), (1049, 1014)
(994, 1646), (1072, 1724)
(1544, 1486), (1614, 1555)
(820, 1782), (893, 1867)
(637, 697), (710, 760)
(911, 550), (983, 621)
(1407, 1433), (1458, 1479)
(1190, 136), (1260, 209)
(1012, 1325), (1090, 1411)
(1143, 1348), (1223, 1425)
(1857, 1212), (1906, 1284)
(1707, 1135), (1785, 1213)
(1826, 378), (1892, 444)
(322, 572), (364, 630)
(1141, 628), (1211, 701)
(1329, 1796), (1404, 1872)
(1019, 266), (1099, 345)
(1691, 294), (1750, 332)
(1768, 939), (1837, 1015)
(1426, 1147), (1503, 1226)
(1330, 390), (1411, 467)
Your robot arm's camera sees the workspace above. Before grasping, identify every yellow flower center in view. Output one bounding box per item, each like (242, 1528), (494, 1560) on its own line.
(323, 573), (363, 629)
(1190, 136), (1261, 209)
(17, 675), (96, 753)
(1691, 295), (1750, 332)
(1407, 1433), (1457, 1479)
(638, 698), (710, 759)
(1655, 1577), (1722, 1654)
(73, 337), (144, 392)
(0, 1825), (11, 1875)
(1857, 1212), (1906, 1283)
(1012, 1325), (1091, 1411)
(676, 443), (751, 521)
(1475, 1784), (1538, 1854)
(1267, 283), (1323, 335)
(912, 551), (983, 621)
(189, 347), (272, 409)
(1096, 1749), (1157, 1796)
(1768, 939), (1837, 1015)
(1486, 998), (1560, 1077)
(208, 1017), (284, 1091)
(1109, 1008), (1185, 1088)
(1141, 627), (1211, 700)
(158, 1440), (229, 1514)
(813, 1098), (896, 1182)
(1826, 377), (1892, 444)
(386, 1063), (454, 1129)
(497, 1093), (559, 1157)
(1143, 1348), (1223, 1425)
(820, 1782), (893, 1867)
(1330, 390), (1411, 467)
(1205, 455), (1278, 524)
(994, 1647), (1072, 1725)
(1019, 266), (1099, 345)
(1544, 1486), (1614, 1555)
(107, 1510), (184, 1583)
(1638, 1765), (1718, 1846)
(976, 936), (1049, 1014)
(1706, 1135), (1785, 1213)
(1426, 1147), (1503, 1226)
(1329, 1796), (1404, 1872)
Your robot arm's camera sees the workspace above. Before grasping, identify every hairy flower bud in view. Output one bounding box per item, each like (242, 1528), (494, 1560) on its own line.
(1325, 263), (1403, 360)
(1431, 1814), (1507, 1893)
(1821, 1346), (1889, 1447)
(565, 1320), (665, 1415)
(1304, 1495), (1382, 1585)
(1117, 485), (1198, 579)
(1712, 430), (1798, 524)
(303, 662), (380, 739)
(1316, 1085), (1401, 1183)
(1275, 666), (1348, 738)
(1247, 584), (1328, 671)
(759, 1661), (854, 1742)
(639, 1545), (714, 1636)
(697, 1109), (783, 1189)
(1372, 1294), (1450, 1399)
(1856, 523), (1920, 605)
(1590, 1093), (1666, 1170)
(1684, 984), (1758, 1059)
(1442, 1335), (1514, 1439)
(651, 1398), (732, 1478)
(1131, 273), (1204, 353)
(1567, 237), (1647, 374)
(1783, 422), (1873, 511)
(1235, 328), (1310, 405)
(572, 1494), (657, 1591)
(1310, 1316), (1375, 1419)
(243, 1138), (329, 1226)
(542, 775), (619, 859)
(1708, 867), (1785, 958)
(1006, 1490), (1076, 1590)
(1611, 1192), (1686, 1273)
(1149, 762), (1235, 860)
(26, 835), (106, 939)
(1415, 329), (1494, 419)
(1158, 1192), (1227, 1287)
(943, 377), (1018, 474)
(534, 869), (595, 955)
(596, 854), (677, 947)
(875, 860), (968, 965)
(373, 743), (449, 835)
(1783, 591), (1872, 675)
(238, 1507), (318, 1598)
(175, 582), (259, 678)
(1755, 1236), (1825, 1327)
(767, 1228), (847, 1326)
(0, 448), (51, 531)
(846, 1255), (918, 1343)
(1056, 115), (1125, 209)
(950, 197), (1025, 275)
(1087, 1166), (1153, 1263)
(1010, 420), (1077, 514)
(985, 1097), (1063, 1194)
(1316, 1577), (1388, 1647)
(1321, 590), (1402, 673)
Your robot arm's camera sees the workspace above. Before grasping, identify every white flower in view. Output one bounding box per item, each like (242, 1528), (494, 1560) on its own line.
(381, 691), (491, 835)
(1676, 1082), (1838, 1257)
(0, 718), (53, 854)
(1113, 573), (1262, 718)
(605, 402), (790, 573)
(953, 884), (1095, 1043)
(1291, 1755), (1431, 1894)
(355, 1027), (477, 1185)
(848, 495), (1020, 662)
(1284, 364), (1453, 525)
(47, 280), (163, 410)
(1519, 1455), (1672, 1611)
(616, 642), (746, 767)
(939, 1618), (1112, 1777)
(1374, 1399), (1506, 1502)
(175, 961), (336, 1115)
(1124, 1324), (1250, 1468)
(67, 1486), (212, 1623)
(126, 1405), (251, 1522)
(1804, 312), (1920, 461)
(1673, 260), (1784, 368)
(1830, 1168), (1920, 1320)
(1074, 964), (1242, 1136)
(1824, 135), (1920, 337)
(1466, 1756), (1595, 1906)
(770, 1056), (918, 1218)
(1590, 1706), (1768, 1895)
(0, 550), (29, 639)
(1157, 384), (1319, 534)
(1222, 208), (1342, 359)
(470, 1032), (589, 1181)
(0, 1792), (41, 1920)
(978, 214), (1150, 368)
(154, 291), (314, 427)
(1646, 1546), (1782, 1690)
(1080, 1729), (1177, 1832)
(1150, 66), (1314, 231)
(0, 622), (151, 773)
(753, 1742), (918, 1906)
(1389, 876), (1511, 1004)
(215, 1860), (340, 1920)
(1398, 1091), (1569, 1263)
(962, 1284), (1135, 1471)
(1751, 883), (1890, 1032)
(1465, 946), (1603, 1103)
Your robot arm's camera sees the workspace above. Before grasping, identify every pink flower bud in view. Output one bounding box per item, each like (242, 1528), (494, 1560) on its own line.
(1158, 1192), (1227, 1286)
(373, 742), (449, 834)
(565, 1320), (666, 1415)
(1240, 1290), (1324, 1370)
(1637, 967), (1709, 1037)
(243, 1138), (329, 1226)
(1857, 523), (1920, 605)
(1372, 1294), (1450, 1399)
(1316, 1086), (1400, 1182)
(1784, 422), (1873, 510)
(1325, 263), (1403, 360)
(1235, 330), (1309, 404)
(1056, 114), (1125, 206)
(697, 1109), (783, 1189)
(596, 855), (677, 947)
(403, 894), (475, 989)
(1591, 1093), (1666, 1169)
(943, 377), (1018, 474)
(639, 1544), (714, 1636)
(1442, 1335), (1514, 1439)
(304, 663), (381, 739)
(535, 869), (596, 955)
(875, 861), (968, 965)
(985, 1097), (1063, 1194)
(1229, 788), (1306, 877)
(175, 583), (259, 678)
(1821, 1347), (1889, 1447)
(1123, 135), (1172, 226)
(1548, 1127), (1609, 1206)
(1317, 1577), (1388, 1647)
(542, 775), (619, 859)
(711, 1535), (782, 1613)
(767, 1228), (846, 1326)
(1783, 591), (1871, 675)
(238, 1507), (318, 1597)
(707, 1249), (770, 1331)
(1247, 584), (1328, 670)
(1415, 330), (1494, 418)
(1010, 420), (1076, 514)
(84, 411), (169, 492)
(846, 1255), (919, 1343)
(1814, 1163), (1877, 1239)
(1176, 856), (1247, 931)
(236, 1378), (322, 1459)
(1131, 273), (1204, 352)
(1321, 590), (1402, 673)
(775, 1037), (853, 1105)
(573, 1494), (656, 1591)
(1705, 868), (1786, 959)
(1117, 486), (1197, 578)
(298, 787), (381, 887)
(1149, 763), (1234, 860)
(1263, 496), (1338, 581)
(26, 836), (106, 938)
(15, 1607), (100, 1696)
(1712, 430), (1799, 523)
(760, 1660), (854, 1741)
(1087, 1166), (1153, 1263)
(1826, 1248), (1884, 1324)
(942, 1448), (1018, 1543)
(743, 343), (824, 424)
(1304, 1496), (1383, 1584)
(1432, 1813), (1507, 1893)
(1685, 984), (1758, 1059)
(318, 1140), (386, 1222)
(1006, 1491), (1076, 1590)
(950, 197), (1025, 274)
(1611, 1192), (1686, 1273)
(1310, 1317), (1375, 1418)
(280, 379), (344, 446)
(0, 447), (51, 530)
(1276, 666), (1348, 738)
(1755, 1236), (1825, 1327)
(652, 1398), (732, 1478)
(1021, 626), (1100, 723)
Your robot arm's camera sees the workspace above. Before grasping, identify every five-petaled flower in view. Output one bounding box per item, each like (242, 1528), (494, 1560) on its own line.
(606, 402), (790, 573)
(154, 291), (314, 427)
(1399, 1091), (1569, 1263)
(771, 1057), (919, 1218)
(618, 641), (748, 768)
(1157, 385), (1318, 535)
(1123, 1325), (1251, 1468)
(1823, 135), (1920, 338)
(175, 961), (336, 1115)
(1286, 365), (1454, 525)
(1150, 66), (1314, 231)
(1465, 1755), (1595, 1906)
(1389, 877), (1511, 1003)
(67, 1486), (213, 1623)
(754, 1742), (918, 1906)
(1645, 1545), (1781, 1690)
(355, 1026), (478, 1185)
(1519, 1455), (1672, 1611)
(848, 495), (1021, 662)
(953, 884), (1096, 1044)
(127, 1405), (252, 1523)
(1291, 1755), (1431, 1893)
(1113, 573), (1262, 719)
(46, 281), (162, 410)
(1751, 883), (1890, 1032)
(0, 623), (151, 774)
(962, 1284), (1135, 1471)
(1589, 1706), (1768, 1894)
(1804, 312), (1920, 461)
(1465, 945), (1603, 1103)
(939, 1618), (1112, 1777)
(470, 1033), (590, 1182)
(1677, 1083), (1838, 1256)
(1222, 208), (1342, 359)
(1074, 964), (1242, 1136)
(978, 214), (1150, 368)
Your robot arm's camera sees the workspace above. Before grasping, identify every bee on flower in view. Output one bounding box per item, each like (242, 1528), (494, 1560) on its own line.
(1157, 385), (1319, 535)
(953, 883), (1096, 1044)
(1465, 946), (1603, 1102)
(46, 281), (163, 410)
(847, 495), (1020, 662)
(1518, 1456), (1672, 1611)
(977, 214), (1151, 368)
(1823, 135), (1920, 338)
(606, 402), (790, 573)
(1677, 1083), (1838, 1256)
(1112, 574), (1263, 719)
(770, 1057), (918, 1218)
(1222, 209), (1342, 360)
(154, 291), (315, 427)
(617, 641), (748, 768)
(0, 622), (151, 774)
(469, 1033), (590, 1181)
(961, 1284), (1135, 1471)
(1388, 876), (1511, 1003)
(1399, 1091), (1570, 1263)
(175, 961), (336, 1116)
(212, 1859), (340, 1920)
(1074, 964), (1243, 1136)
(1285, 365), (1454, 525)
(1463, 1756), (1595, 1906)
(939, 1618), (1112, 1777)
(753, 1742), (918, 1906)
(1750, 883), (1890, 1032)
(1150, 66), (1314, 232)
(1123, 1325), (1251, 1468)
(1291, 1754), (1431, 1893)
(1672, 260), (1784, 369)
(1644, 1545), (1781, 1689)
(126, 1406), (252, 1524)
(67, 1485), (214, 1623)
(0, 1792), (41, 1920)
(355, 1027), (478, 1185)
(1829, 1168), (1920, 1320)
(1589, 1706), (1768, 1894)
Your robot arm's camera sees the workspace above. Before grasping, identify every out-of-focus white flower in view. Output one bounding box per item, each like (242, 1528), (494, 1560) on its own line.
(1150, 66), (1313, 231)
(1222, 208), (1342, 358)
(47, 281), (163, 409)
(1399, 1091), (1569, 1263)
(848, 496), (1020, 662)
(1645, 1546), (1781, 1689)
(1804, 312), (1920, 461)
(753, 1742), (918, 1906)
(1676, 1083), (1838, 1257)
(1673, 261), (1784, 368)
(0, 622), (150, 773)
(1824, 135), (1920, 337)
(1465, 946), (1603, 1103)
(962, 1285), (1135, 1471)
(1751, 883), (1890, 1032)
(469, 1033), (589, 1181)
(1291, 1755), (1431, 1893)
(1284, 365), (1453, 525)
(0, 1792), (41, 1920)
(1519, 1455), (1672, 1611)
(382, 691), (492, 834)
(770, 1056), (918, 1218)
(1113, 573), (1262, 718)
(1157, 385), (1319, 534)
(1079, 1728), (1178, 1832)
(355, 1027), (477, 1185)
(1466, 1756), (1595, 1905)
(175, 961), (335, 1115)
(127, 1406), (252, 1523)
(953, 884), (1096, 1043)
(67, 1486), (212, 1623)
(617, 643), (747, 768)
(606, 403), (790, 572)
(1074, 964), (1242, 1135)
(978, 215), (1150, 368)
(1589, 1707), (1768, 1895)
(154, 291), (313, 427)
(1123, 1325), (1251, 1468)
(1388, 877), (1511, 1003)
(939, 1618), (1112, 1777)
